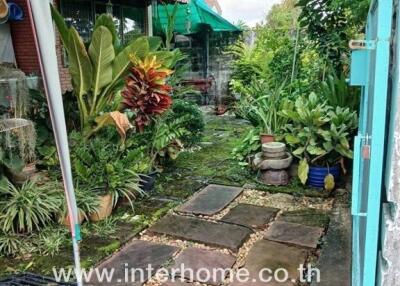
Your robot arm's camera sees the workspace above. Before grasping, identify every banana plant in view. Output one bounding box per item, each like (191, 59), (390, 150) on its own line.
(51, 5), (162, 136)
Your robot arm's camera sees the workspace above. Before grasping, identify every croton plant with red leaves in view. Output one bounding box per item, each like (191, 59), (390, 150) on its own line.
(122, 55), (174, 132)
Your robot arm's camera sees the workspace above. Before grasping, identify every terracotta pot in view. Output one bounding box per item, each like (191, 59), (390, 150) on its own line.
(216, 105), (228, 115)
(260, 134), (275, 144)
(10, 163), (37, 185)
(61, 211), (85, 227)
(89, 193), (113, 222)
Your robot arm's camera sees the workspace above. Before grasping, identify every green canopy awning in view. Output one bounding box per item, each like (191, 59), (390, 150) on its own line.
(154, 0), (240, 35)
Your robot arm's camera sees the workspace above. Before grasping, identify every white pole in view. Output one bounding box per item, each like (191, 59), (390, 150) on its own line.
(147, 3), (153, 36)
(28, 1), (83, 285)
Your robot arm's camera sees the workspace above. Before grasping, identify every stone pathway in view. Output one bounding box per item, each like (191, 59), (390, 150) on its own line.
(221, 204), (279, 230)
(90, 184), (337, 286)
(89, 240), (179, 285)
(171, 248), (236, 285)
(177, 185), (243, 216)
(149, 214), (252, 252)
(264, 221), (324, 249)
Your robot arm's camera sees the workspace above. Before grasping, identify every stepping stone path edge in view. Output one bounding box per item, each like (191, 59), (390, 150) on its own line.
(149, 214), (252, 252)
(221, 203), (280, 230)
(264, 221), (325, 249)
(170, 247), (236, 285)
(177, 184), (244, 216)
(89, 240), (179, 286)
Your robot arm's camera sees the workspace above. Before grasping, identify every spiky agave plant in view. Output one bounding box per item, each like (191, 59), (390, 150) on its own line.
(122, 54), (173, 132)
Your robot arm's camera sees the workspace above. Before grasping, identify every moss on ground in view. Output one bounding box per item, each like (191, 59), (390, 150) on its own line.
(156, 112), (328, 199)
(279, 209), (331, 228)
(0, 200), (174, 278)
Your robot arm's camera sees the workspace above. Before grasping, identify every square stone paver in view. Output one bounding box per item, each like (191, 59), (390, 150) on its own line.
(178, 184), (243, 215)
(230, 240), (308, 286)
(264, 221), (324, 249)
(89, 240), (179, 285)
(221, 204), (279, 229)
(149, 214), (252, 252)
(171, 248), (236, 285)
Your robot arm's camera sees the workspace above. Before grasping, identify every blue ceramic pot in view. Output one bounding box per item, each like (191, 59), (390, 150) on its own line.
(308, 165), (340, 188)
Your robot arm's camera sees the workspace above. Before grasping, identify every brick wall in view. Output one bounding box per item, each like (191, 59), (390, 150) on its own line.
(9, 0), (72, 92)
(9, 0), (40, 75)
(54, 28), (73, 93)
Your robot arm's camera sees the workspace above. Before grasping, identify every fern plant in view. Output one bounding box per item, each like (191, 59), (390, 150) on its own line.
(150, 114), (190, 167)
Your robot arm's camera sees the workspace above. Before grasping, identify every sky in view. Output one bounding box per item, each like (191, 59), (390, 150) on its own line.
(218, 0), (283, 27)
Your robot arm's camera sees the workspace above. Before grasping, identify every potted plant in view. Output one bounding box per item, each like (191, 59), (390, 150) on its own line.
(234, 80), (288, 144)
(70, 133), (145, 222)
(88, 188), (114, 222)
(57, 185), (99, 226)
(281, 93), (358, 190)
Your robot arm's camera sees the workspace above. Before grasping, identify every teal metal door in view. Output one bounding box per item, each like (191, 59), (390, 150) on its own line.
(350, 0), (393, 285)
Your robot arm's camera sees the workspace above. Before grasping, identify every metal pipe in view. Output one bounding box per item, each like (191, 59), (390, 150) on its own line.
(27, 1), (83, 285)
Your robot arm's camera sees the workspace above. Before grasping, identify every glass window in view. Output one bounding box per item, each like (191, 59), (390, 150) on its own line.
(61, 0), (93, 42)
(60, 0), (146, 43)
(121, 6), (145, 43)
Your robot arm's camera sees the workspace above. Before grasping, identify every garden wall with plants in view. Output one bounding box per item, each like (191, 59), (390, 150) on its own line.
(0, 7), (205, 260)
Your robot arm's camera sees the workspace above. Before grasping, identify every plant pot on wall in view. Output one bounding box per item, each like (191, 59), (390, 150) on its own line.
(89, 193), (113, 222)
(308, 165), (341, 189)
(260, 134), (275, 144)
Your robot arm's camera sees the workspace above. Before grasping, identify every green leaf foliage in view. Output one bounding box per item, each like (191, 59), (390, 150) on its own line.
(298, 158), (309, 185)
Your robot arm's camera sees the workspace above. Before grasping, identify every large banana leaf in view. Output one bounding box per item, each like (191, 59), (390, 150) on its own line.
(112, 36), (150, 82)
(94, 14), (119, 49)
(68, 27), (93, 101)
(50, 4), (69, 47)
(88, 26), (115, 99)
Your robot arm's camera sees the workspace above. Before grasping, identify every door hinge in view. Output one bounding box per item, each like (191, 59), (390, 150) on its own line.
(349, 40), (376, 50)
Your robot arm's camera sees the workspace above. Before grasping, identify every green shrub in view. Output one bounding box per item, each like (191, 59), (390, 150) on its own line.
(56, 184), (100, 221)
(0, 178), (61, 233)
(232, 128), (262, 165)
(170, 100), (205, 146)
(70, 132), (145, 207)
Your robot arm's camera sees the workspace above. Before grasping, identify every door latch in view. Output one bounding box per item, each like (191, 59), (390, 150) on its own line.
(361, 134), (371, 160)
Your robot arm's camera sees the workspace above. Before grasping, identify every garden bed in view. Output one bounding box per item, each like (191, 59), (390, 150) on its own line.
(0, 111), (335, 278)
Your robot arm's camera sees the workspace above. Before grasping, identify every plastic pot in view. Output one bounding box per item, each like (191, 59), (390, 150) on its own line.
(139, 172), (157, 193)
(308, 165), (341, 189)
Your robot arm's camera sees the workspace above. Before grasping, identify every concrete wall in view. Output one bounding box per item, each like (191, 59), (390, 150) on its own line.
(177, 32), (239, 105)
(379, 93), (400, 285)
(379, 22), (400, 284)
